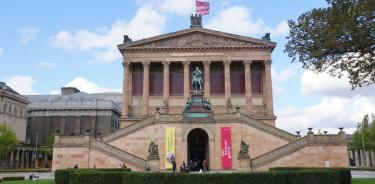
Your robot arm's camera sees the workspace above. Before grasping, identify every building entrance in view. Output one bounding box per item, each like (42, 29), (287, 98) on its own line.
(187, 128), (209, 171)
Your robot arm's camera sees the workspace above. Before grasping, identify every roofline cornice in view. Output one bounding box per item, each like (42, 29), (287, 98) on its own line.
(117, 27), (276, 51)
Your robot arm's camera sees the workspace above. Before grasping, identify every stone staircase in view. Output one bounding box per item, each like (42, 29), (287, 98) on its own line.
(90, 138), (147, 170)
(240, 114), (297, 142)
(103, 116), (156, 142)
(251, 134), (346, 169)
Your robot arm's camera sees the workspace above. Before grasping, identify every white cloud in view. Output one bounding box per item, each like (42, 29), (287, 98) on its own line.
(277, 96), (375, 135)
(158, 0), (195, 15)
(207, 6), (289, 37)
(35, 62), (56, 69)
(0, 48), (4, 56)
(66, 77), (121, 93)
(49, 90), (59, 95)
(5, 76), (38, 95)
(52, 6), (166, 63)
(301, 70), (375, 97)
(20, 26), (39, 45)
(272, 67), (296, 84)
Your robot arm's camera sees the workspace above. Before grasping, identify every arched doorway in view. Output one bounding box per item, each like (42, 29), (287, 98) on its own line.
(187, 128), (209, 171)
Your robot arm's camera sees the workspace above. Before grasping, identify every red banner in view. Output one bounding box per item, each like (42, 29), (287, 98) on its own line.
(196, 0), (209, 15)
(221, 127), (232, 169)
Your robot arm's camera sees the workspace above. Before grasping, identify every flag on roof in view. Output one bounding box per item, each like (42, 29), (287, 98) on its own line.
(196, 0), (209, 15)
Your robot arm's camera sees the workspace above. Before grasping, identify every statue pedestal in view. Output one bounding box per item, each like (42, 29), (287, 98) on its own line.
(147, 156), (160, 172)
(238, 155), (251, 172)
(183, 92), (213, 122)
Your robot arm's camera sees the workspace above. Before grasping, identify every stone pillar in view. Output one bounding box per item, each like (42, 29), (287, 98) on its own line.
(360, 149), (365, 167)
(25, 151), (29, 168)
(143, 61), (150, 116)
(223, 60), (231, 102)
(244, 60), (253, 113)
(203, 61), (211, 100)
(366, 150), (370, 167)
(21, 150), (25, 168)
(9, 150), (14, 168)
(264, 60), (274, 116)
(122, 61), (130, 118)
(60, 117), (66, 135)
(163, 61), (170, 100)
(15, 149), (19, 168)
(75, 116), (81, 136)
(371, 151), (375, 167)
(44, 152), (48, 168)
(183, 61), (191, 101)
(355, 150), (360, 167)
(90, 116), (96, 137)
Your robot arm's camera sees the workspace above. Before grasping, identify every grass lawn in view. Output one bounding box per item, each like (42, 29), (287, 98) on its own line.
(1, 178), (374, 184)
(352, 178), (375, 184)
(2, 180), (54, 184)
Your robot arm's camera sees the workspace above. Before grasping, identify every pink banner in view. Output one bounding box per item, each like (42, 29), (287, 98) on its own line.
(196, 0), (209, 15)
(221, 127), (232, 169)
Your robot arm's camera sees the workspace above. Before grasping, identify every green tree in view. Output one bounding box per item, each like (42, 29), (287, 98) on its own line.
(40, 133), (55, 156)
(285, 0), (375, 88)
(0, 123), (18, 154)
(350, 114), (375, 150)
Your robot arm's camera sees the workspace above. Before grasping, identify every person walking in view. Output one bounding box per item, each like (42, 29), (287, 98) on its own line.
(202, 159), (208, 173)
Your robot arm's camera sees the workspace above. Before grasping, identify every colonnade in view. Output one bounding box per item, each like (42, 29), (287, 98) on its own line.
(122, 60), (273, 117)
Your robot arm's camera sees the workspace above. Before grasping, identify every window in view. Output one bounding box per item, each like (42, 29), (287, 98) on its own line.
(231, 62), (245, 95)
(210, 63), (225, 94)
(149, 63), (163, 96)
(169, 63), (183, 95)
(251, 63), (263, 94)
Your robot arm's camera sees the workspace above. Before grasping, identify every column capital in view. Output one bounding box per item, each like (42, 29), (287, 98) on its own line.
(264, 60), (272, 66)
(203, 61), (211, 66)
(223, 60), (231, 67)
(182, 61), (191, 66)
(162, 61), (170, 66)
(122, 61), (130, 68)
(243, 60), (253, 66)
(142, 61), (150, 66)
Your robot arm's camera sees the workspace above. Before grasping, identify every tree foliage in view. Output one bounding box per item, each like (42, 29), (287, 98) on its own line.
(350, 114), (375, 150)
(285, 0), (375, 88)
(40, 133), (55, 156)
(0, 123), (18, 154)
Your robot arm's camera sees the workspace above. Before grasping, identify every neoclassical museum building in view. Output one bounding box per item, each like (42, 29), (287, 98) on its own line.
(52, 16), (349, 171)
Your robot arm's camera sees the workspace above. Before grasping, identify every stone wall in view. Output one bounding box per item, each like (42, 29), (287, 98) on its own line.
(256, 145), (349, 171)
(109, 121), (289, 171)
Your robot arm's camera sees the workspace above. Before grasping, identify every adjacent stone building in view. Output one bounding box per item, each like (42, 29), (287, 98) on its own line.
(26, 87), (122, 146)
(0, 82), (29, 141)
(52, 15), (349, 172)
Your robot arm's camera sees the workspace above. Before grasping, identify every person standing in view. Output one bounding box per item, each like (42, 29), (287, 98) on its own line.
(172, 160), (177, 173)
(202, 159), (208, 173)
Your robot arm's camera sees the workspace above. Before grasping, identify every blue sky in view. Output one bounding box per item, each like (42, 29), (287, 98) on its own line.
(1, 0), (374, 134)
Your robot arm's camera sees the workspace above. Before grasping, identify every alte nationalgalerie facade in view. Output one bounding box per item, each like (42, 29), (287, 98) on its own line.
(52, 16), (349, 172)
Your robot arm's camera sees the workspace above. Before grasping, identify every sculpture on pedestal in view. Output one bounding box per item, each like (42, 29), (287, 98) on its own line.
(148, 141), (159, 159)
(191, 67), (203, 94)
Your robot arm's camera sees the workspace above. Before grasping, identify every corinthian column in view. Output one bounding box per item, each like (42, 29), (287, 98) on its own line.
(203, 61), (211, 100)
(264, 60), (274, 116)
(163, 61), (170, 100)
(183, 61), (191, 101)
(122, 61), (130, 118)
(244, 60), (253, 113)
(142, 61), (150, 116)
(223, 60), (231, 102)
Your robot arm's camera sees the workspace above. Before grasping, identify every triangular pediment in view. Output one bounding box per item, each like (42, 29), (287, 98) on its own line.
(118, 28), (276, 50)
